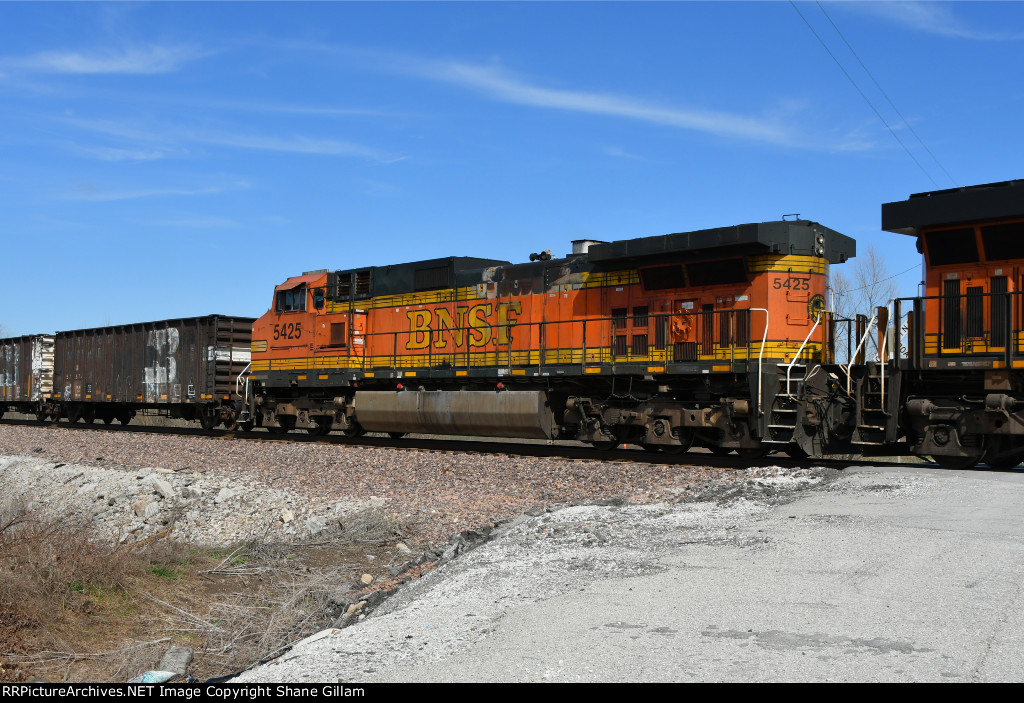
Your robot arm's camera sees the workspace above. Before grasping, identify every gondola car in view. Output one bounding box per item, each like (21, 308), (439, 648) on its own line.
(241, 220), (855, 455)
(0, 334), (56, 421)
(52, 315), (253, 428)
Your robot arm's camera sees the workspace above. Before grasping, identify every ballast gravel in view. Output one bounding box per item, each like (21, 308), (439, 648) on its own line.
(0, 425), (831, 549)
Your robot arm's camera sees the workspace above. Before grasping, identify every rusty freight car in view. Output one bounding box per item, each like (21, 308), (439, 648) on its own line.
(53, 315), (253, 428)
(0, 334), (56, 421)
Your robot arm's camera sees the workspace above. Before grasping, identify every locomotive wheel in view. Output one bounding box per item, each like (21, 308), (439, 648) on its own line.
(984, 439), (1024, 469)
(306, 418), (332, 435)
(931, 454), (983, 470)
(736, 446), (770, 460)
(986, 456), (1022, 470)
(784, 445), (810, 459)
(661, 429), (696, 456)
(342, 422), (366, 438)
(269, 415), (295, 434)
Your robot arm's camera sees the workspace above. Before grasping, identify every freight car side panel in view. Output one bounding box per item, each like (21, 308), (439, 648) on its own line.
(0, 335), (54, 404)
(54, 316), (253, 405)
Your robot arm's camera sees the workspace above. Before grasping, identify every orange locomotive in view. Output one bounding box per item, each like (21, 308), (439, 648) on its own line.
(243, 220), (855, 456)
(881, 179), (1024, 468)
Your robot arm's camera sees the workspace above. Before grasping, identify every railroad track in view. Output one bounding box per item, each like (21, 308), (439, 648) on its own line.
(0, 416), (911, 471)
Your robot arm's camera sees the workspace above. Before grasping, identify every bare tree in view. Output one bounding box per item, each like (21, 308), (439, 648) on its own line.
(829, 245), (900, 363)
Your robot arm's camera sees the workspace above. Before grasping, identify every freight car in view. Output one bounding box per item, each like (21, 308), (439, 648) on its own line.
(240, 220), (856, 456)
(0, 334), (56, 421)
(874, 179), (1024, 469)
(1, 315), (254, 428)
(51, 315), (254, 428)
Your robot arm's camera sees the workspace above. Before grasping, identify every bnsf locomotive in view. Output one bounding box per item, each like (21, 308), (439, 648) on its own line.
(877, 179), (1024, 469)
(240, 220), (854, 457)
(5, 179), (1024, 469)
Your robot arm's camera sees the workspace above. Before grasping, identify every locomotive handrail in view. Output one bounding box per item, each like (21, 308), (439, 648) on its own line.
(877, 299), (896, 413)
(843, 311), (878, 396)
(332, 306), (808, 381)
(235, 362), (252, 416)
(785, 316), (820, 397)
(749, 308), (769, 418)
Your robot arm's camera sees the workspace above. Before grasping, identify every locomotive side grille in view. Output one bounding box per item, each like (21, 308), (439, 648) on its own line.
(702, 304), (715, 353)
(631, 334), (648, 357)
(414, 265), (451, 292)
(965, 286), (984, 339)
(674, 341), (698, 362)
(615, 335), (628, 356)
(991, 276), (1009, 348)
(943, 279), (962, 349)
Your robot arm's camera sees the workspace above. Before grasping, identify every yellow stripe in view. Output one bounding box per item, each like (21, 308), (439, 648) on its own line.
(257, 341), (825, 374)
(747, 254), (827, 275)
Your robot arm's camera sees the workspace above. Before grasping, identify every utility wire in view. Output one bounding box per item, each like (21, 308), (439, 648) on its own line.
(789, 1), (940, 189)
(815, 1), (958, 187)
(842, 263), (920, 294)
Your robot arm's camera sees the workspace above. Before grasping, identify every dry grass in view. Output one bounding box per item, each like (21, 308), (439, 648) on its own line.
(0, 502), (416, 682)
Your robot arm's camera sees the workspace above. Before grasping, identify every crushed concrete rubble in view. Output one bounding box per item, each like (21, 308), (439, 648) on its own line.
(0, 455), (368, 546)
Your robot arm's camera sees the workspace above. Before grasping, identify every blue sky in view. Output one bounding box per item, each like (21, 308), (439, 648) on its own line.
(2, 1), (1022, 336)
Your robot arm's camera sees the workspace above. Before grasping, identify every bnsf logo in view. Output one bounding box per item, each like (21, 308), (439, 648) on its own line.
(406, 302), (522, 350)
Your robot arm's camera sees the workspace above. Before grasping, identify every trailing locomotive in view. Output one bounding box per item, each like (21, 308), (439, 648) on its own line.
(241, 220), (855, 456)
(877, 179), (1024, 469)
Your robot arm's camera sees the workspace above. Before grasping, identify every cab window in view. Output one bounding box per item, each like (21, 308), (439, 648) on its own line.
(276, 286), (307, 313)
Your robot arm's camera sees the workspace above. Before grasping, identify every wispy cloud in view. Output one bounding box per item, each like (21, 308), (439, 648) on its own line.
(193, 131), (395, 160)
(408, 59), (793, 145)
(602, 146), (648, 161)
(853, 2), (1024, 41)
(63, 181), (248, 202)
(72, 145), (172, 162)
(146, 216), (240, 229)
(60, 115), (401, 162)
(2, 44), (205, 74)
